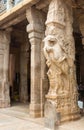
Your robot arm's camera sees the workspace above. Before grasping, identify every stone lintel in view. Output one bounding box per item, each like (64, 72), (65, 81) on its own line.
(0, 0), (40, 28)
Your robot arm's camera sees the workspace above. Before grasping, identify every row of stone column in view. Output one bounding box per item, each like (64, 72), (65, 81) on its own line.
(0, 6), (47, 118)
(0, 0), (84, 122)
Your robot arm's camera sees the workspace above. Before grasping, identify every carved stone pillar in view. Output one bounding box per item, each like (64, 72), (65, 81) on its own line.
(26, 7), (46, 117)
(0, 29), (11, 108)
(43, 0), (80, 123)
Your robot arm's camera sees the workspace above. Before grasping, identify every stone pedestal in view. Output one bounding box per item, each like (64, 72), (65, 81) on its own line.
(44, 100), (60, 130)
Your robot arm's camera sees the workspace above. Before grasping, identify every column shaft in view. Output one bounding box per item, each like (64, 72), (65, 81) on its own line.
(0, 30), (11, 108)
(26, 7), (46, 117)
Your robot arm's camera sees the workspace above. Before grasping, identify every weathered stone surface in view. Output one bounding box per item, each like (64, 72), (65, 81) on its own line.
(43, 0), (80, 122)
(0, 105), (83, 130)
(0, 0), (6, 13)
(20, 41), (29, 103)
(0, 0), (83, 125)
(26, 6), (46, 117)
(7, 0), (14, 10)
(0, 0), (40, 29)
(44, 100), (60, 130)
(0, 30), (11, 108)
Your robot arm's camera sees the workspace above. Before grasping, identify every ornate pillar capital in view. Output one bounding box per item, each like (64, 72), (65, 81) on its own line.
(26, 6), (45, 33)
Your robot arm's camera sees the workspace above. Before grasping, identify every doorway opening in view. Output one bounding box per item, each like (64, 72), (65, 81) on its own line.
(9, 19), (31, 107)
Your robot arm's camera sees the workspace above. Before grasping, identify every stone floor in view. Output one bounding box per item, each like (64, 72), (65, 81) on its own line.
(0, 103), (84, 130)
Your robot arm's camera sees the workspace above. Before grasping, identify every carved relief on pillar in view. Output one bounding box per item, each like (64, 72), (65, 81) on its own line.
(43, 34), (69, 97)
(46, 0), (65, 27)
(44, 0), (80, 122)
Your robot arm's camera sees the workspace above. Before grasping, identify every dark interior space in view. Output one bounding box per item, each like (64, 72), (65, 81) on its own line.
(9, 19), (31, 105)
(74, 32), (84, 103)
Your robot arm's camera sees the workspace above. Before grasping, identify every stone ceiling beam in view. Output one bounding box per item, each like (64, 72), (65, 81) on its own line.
(0, 0), (40, 28)
(0, 12), (26, 29)
(36, 0), (51, 10)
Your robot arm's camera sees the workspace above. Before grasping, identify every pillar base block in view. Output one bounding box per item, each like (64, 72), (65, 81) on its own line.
(45, 92), (80, 124)
(0, 100), (10, 108)
(61, 112), (81, 123)
(29, 103), (43, 118)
